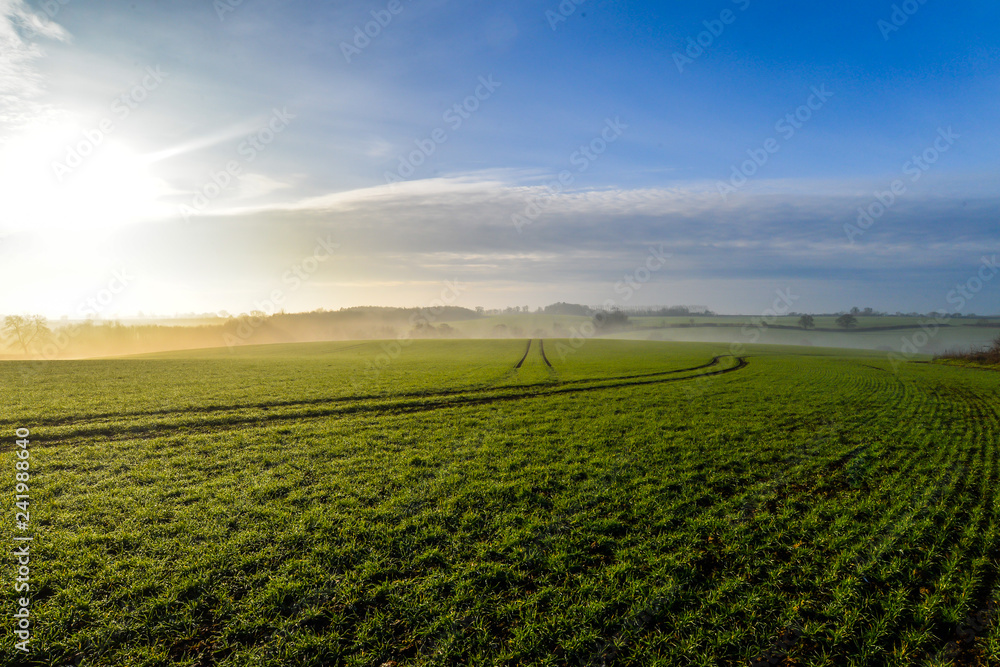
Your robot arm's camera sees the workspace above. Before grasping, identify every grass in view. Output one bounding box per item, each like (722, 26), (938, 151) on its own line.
(1, 339), (998, 665)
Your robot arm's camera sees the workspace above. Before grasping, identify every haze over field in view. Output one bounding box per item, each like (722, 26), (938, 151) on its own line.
(1, 0), (998, 321)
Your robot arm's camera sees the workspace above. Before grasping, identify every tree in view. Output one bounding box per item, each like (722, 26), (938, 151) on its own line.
(543, 302), (592, 316)
(594, 309), (629, 331)
(836, 314), (859, 329)
(797, 315), (815, 330)
(2, 315), (52, 355)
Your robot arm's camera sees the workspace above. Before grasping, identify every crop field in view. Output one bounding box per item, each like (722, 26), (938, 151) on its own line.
(628, 316), (1000, 330)
(441, 315), (1000, 358)
(1, 340), (999, 666)
(611, 326), (1000, 358)
(446, 315), (1000, 335)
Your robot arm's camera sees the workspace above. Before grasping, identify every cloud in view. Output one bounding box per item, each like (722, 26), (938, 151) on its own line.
(364, 137), (394, 159)
(180, 171), (998, 288)
(234, 173), (295, 200)
(0, 0), (69, 139)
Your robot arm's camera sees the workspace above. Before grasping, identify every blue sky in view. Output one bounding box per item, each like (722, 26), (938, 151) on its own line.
(1, 0), (998, 316)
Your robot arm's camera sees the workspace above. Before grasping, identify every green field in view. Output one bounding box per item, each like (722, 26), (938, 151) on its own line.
(610, 325), (1000, 357)
(629, 316), (1000, 329)
(443, 315), (1000, 358)
(2, 339), (999, 665)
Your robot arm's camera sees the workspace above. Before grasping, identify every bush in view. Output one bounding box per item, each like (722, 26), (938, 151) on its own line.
(935, 335), (1000, 365)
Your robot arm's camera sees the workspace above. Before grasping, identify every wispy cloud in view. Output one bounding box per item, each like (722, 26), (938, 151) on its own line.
(143, 120), (268, 164)
(182, 171), (998, 286)
(0, 0), (69, 139)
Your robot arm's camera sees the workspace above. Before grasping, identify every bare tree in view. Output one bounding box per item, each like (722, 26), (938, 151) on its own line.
(2, 315), (53, 355)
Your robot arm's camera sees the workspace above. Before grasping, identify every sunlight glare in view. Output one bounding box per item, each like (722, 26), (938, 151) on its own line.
(1, 123), (173, 233)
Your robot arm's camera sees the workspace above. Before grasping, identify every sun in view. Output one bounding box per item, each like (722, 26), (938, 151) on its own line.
(0, 121), (173, 234)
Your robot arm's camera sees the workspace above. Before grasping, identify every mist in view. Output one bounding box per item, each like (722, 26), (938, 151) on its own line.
(3, 306), (998, 361)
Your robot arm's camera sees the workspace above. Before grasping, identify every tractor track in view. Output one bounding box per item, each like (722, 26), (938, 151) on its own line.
(539, 340), (553, 368)
(514, 339), (532, 369)
(26, 356), (750, 448)
(22, 353), (736, 431)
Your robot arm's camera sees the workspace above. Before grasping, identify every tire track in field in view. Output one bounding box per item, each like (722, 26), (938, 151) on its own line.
(35, 357), (750, 447)
(539, 340), (552, 368)
(514, 340), (532, 369)
(539, 339), (559, 381)
(25, 353), (732, 431)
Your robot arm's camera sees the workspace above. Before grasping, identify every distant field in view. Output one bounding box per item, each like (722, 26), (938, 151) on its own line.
(445, 314), (1000, 356)
(610, 324), (1000, 357)
(630, 315), (1000, 329)
(2, 340), (999, 665)
(458, 315), (1000, 333)
(443, 314), (592, 337)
